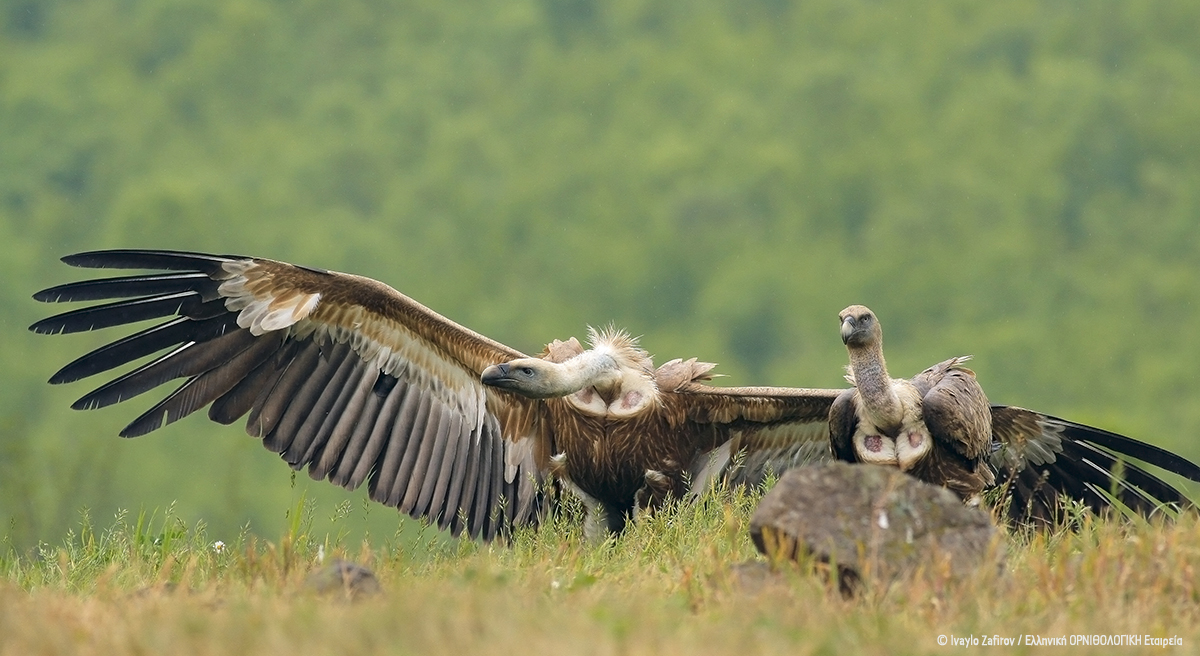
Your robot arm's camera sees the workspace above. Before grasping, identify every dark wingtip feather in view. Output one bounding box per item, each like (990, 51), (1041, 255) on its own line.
(46, 315), (238, 385)
(33, 272), (217, 304)
(60, 249), (246, 273)
(1056, 419), (1200, 482)
(69, 329), (257, 411)
(29, 293), (226, 336)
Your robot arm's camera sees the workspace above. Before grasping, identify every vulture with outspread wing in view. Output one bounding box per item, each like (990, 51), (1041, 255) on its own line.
(30, 250), (838, 540)
(830, 304), (1200, 524)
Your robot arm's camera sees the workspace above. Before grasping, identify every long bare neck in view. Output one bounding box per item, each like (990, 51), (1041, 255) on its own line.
(557, 350), (622, 396)
(848, 342), (903, 431)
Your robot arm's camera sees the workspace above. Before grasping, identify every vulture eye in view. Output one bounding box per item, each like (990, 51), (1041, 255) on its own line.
(521, 367), (535, 377)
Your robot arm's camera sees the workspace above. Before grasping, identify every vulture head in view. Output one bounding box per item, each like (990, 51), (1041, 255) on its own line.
(480, 357), (610, 399)
(481, 326), (659, 416)
(839, 304), (881, 350)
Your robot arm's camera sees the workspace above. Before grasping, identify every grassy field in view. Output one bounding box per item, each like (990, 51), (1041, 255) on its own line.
(2, 485), (1198, 655)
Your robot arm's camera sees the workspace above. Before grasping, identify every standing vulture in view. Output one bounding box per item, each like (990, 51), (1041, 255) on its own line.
(30, 250), (839, 540)
(830, 304), (1200, 524)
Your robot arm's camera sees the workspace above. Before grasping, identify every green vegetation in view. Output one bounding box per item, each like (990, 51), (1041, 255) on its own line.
(3, 0), (1200, 553)
(3, 485), (1199, 655)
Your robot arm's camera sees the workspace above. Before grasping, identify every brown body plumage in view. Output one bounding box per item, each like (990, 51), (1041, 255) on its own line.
(482, 328), (840, 535)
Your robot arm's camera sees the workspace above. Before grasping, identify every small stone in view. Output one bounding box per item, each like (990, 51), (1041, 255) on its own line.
(750, 462), (999, 592)
(304, 560), (381, 600)
(725, 561), (791, 595)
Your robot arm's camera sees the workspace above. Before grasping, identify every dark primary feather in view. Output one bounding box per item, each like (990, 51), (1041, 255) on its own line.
(827, 389), (858, 463)
(1056, 418), (1200, 481)
(72, 328), (259, 411)
(49, 314), (238, 384)
(121, 331), (286, 437)
(250, 344), (322, 440)
(60, 249), (240, 274)
(33, 272), (219, 303)
(209, 338), (305, 425)
(30, 292), (225, 335)
(1061, 440), (1179, 509)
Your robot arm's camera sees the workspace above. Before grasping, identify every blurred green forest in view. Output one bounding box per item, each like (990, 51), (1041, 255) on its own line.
(2, 0), (1199, 550)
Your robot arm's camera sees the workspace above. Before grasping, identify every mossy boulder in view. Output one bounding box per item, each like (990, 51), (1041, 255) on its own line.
(750, 462), (999, 590)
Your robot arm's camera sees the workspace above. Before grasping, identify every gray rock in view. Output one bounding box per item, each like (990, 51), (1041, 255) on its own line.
(304, 560), (382, 600)
(750, 462), (999, 592)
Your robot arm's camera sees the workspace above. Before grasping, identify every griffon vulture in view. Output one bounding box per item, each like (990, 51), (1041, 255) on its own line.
(30, 250), (838, 540)
(830, 304), (1200, 524)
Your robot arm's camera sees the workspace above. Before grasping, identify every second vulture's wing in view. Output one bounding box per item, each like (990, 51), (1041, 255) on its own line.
(31, 249), (550, 541)
(656, 360), (841, 492)
(989, 405), (1200, 524)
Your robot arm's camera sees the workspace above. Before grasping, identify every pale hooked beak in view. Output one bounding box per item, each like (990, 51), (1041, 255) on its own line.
(480, 363), (512, 387)
(840, 316), (855, 345)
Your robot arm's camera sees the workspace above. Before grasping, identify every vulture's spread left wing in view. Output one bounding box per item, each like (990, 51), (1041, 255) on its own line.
(31, 250), (549, 540)
(989, 405), (1200, 524)
(667, 382), (841, 493)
